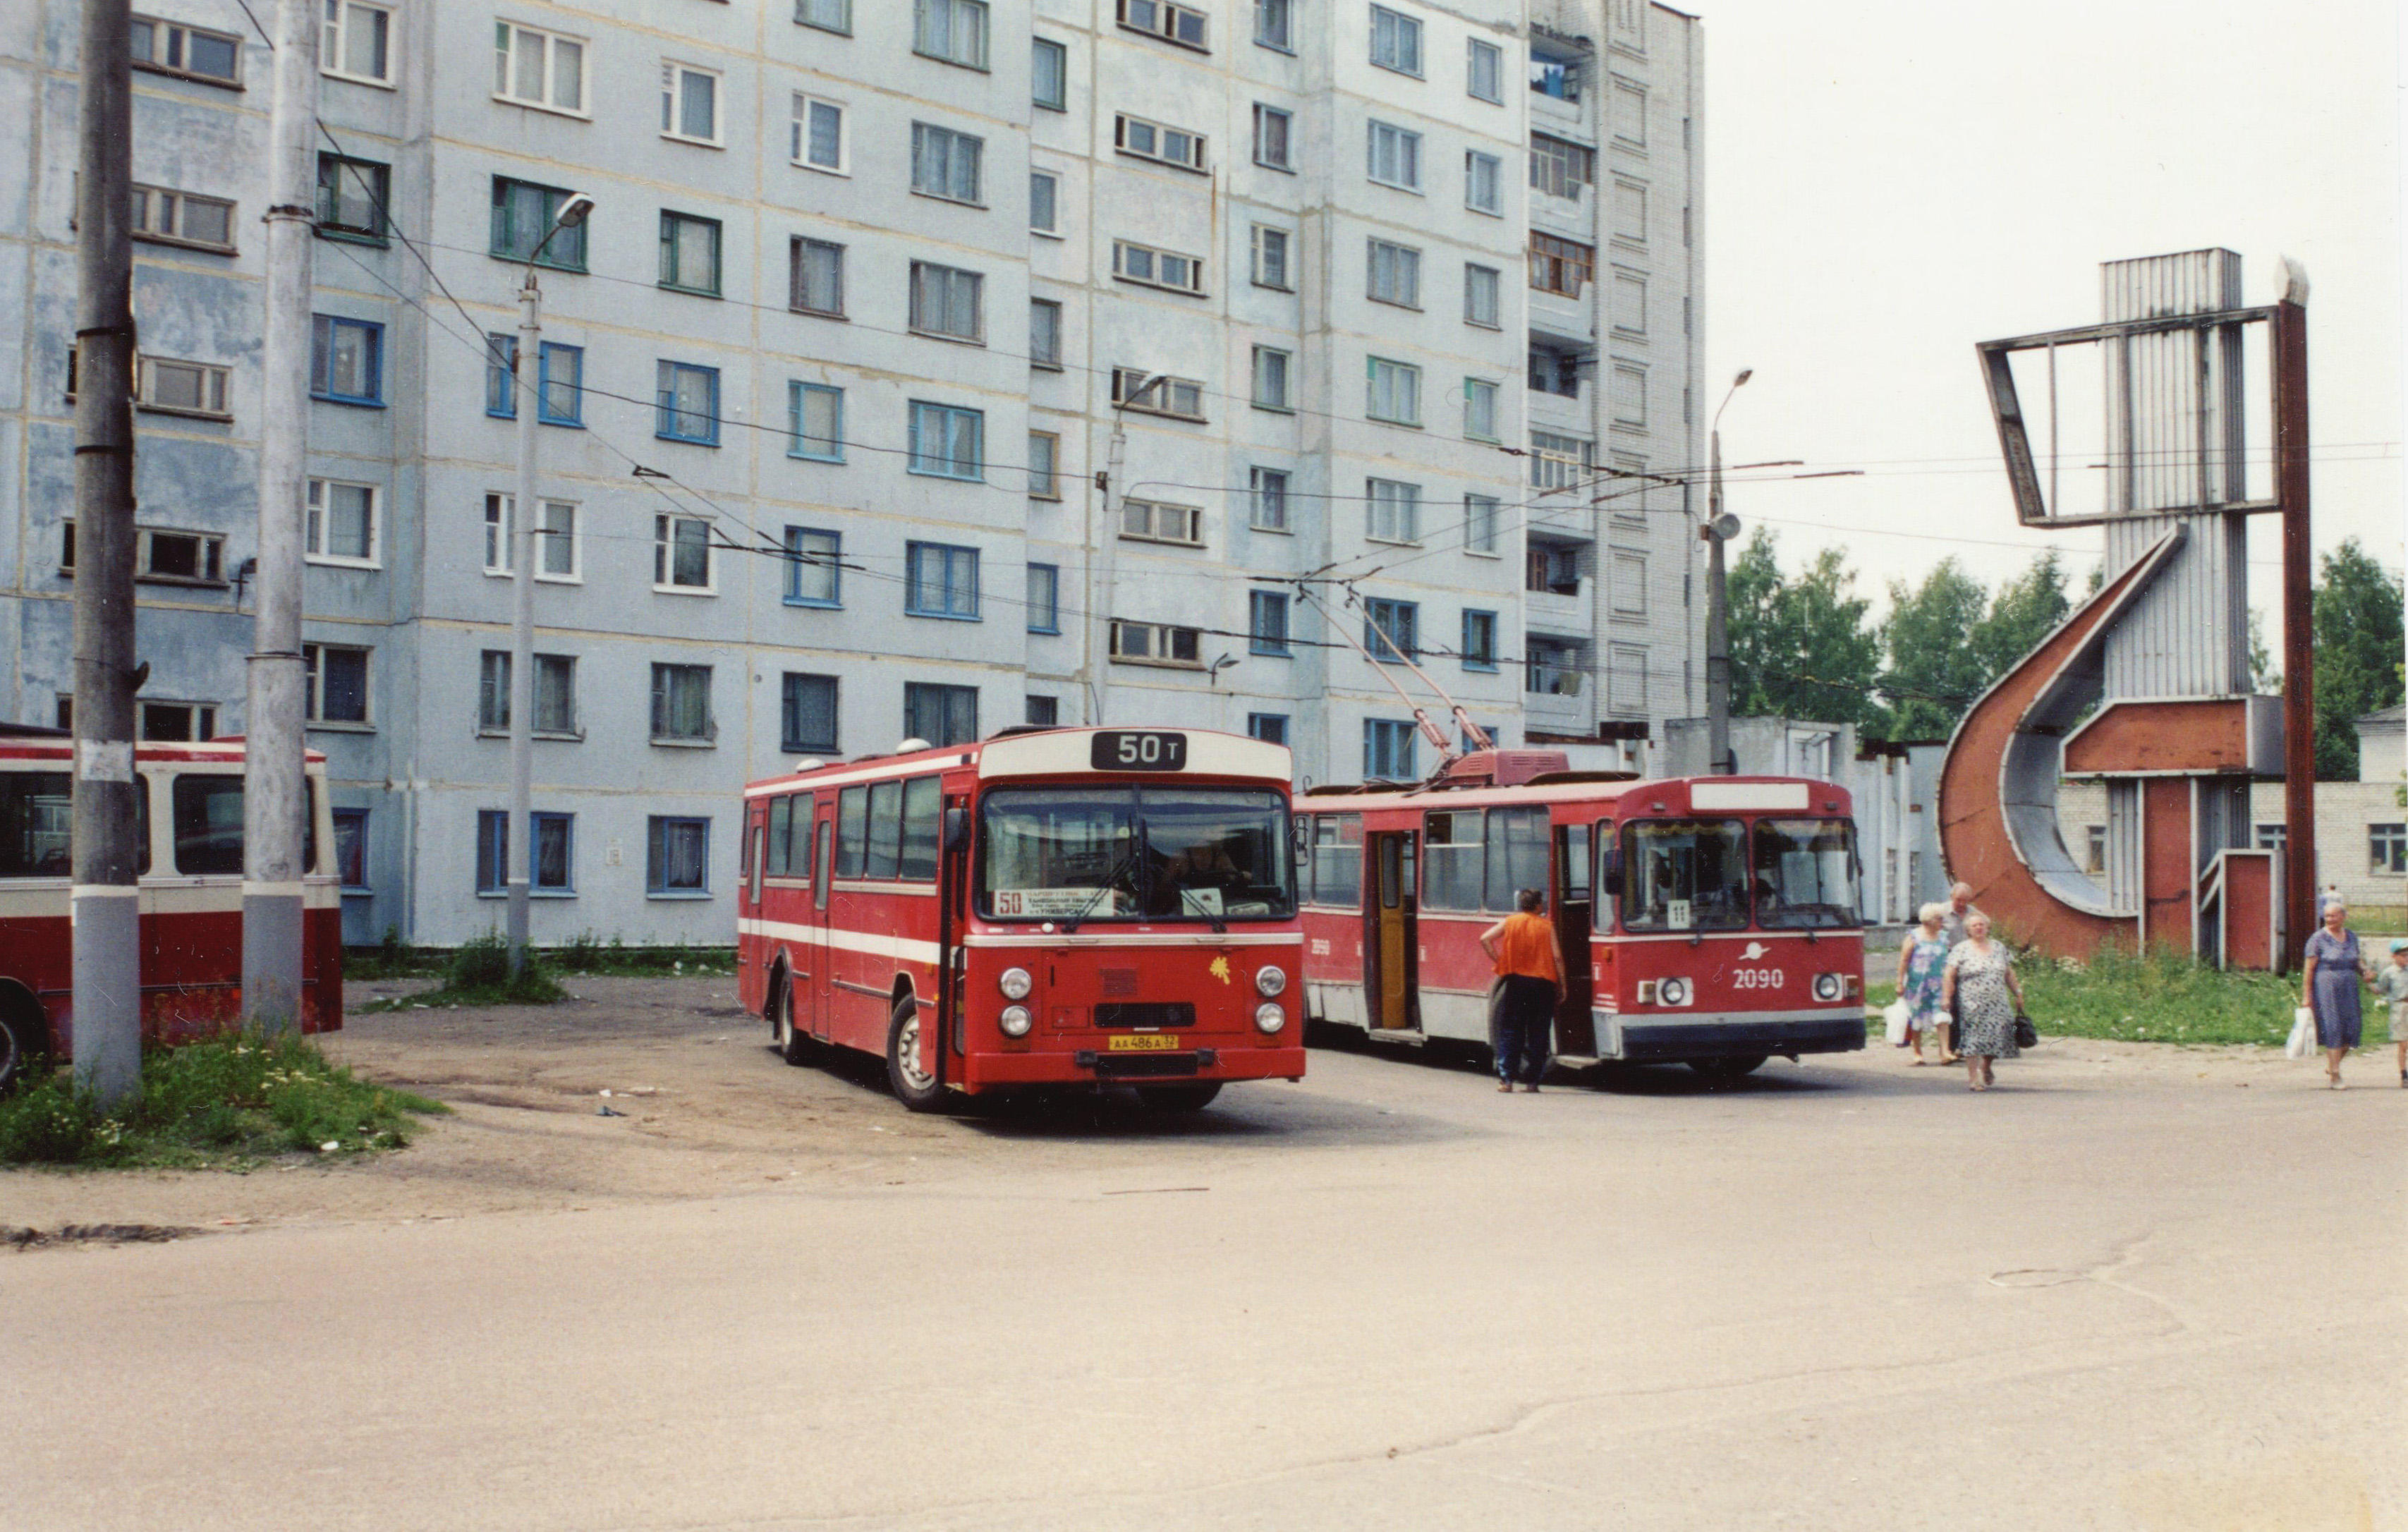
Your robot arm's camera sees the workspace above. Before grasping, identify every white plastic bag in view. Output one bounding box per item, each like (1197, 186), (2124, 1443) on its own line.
(2285, 1006), (2316, 1059)
(1883, 999), (1911, 1047)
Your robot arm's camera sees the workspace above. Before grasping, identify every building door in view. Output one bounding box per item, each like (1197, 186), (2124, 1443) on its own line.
(1368, 830), (1418, 1031)
(1553, 822), (1597, 1054)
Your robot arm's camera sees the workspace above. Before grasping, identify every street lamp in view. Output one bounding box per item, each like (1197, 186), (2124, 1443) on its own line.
(1080, 374), (1168, 727)
(1703, 367), (1751, 777)
(505, 191), (594, 975)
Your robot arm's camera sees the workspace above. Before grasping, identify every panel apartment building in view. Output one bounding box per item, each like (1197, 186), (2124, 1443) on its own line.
(0, 0), (1704, 945)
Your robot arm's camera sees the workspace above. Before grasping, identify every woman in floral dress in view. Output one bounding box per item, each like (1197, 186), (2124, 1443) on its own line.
(1895, 902), (1954, 1064)
(1942, 912), (2024, 1091)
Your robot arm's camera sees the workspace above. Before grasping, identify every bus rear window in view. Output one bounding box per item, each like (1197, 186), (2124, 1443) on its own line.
(1620, 818), (1748, 931)
(1752, 818), (1859, 928)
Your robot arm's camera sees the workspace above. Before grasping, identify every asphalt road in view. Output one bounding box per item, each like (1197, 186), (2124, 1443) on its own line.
(6, 1029), (2402, 1531)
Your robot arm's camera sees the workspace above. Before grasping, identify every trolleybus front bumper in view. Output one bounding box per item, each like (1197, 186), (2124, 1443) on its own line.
(1595, 1008), (1866, 1062)
(961, 1045), (1309, 1088)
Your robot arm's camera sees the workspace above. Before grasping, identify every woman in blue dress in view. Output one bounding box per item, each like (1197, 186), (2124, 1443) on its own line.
(1894, 902), (1954, 1064)
(2301, 899), (2375, 1090)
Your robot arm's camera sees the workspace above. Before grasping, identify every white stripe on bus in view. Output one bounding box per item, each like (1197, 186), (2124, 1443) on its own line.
(737, 918), (942, 966)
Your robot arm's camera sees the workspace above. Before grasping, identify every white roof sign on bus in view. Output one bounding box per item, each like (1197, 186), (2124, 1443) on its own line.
(977, 728), (1291, 783)
(1689, 781), (1812, 812)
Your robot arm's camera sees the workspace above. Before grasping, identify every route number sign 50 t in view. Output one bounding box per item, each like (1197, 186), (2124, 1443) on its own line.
(1090, 731), (1188, 772)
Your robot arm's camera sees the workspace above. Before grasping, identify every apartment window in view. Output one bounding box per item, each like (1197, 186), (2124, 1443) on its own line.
(533, 344), (583, 424)
(914, 0), (990, 68)
(1252, 225), (1292, 290)
(906, 542), (981, 619)
(789, 382), (844, 462)
(495, 23), (587, 114)
(911, 124), (985, 206)
(1365, 719), (1416, 780)
(1464, 377), (1500, 442)
(1527, 540), (1581, 593)
(909, 262), (985, 342)
(1014, 432), (1059, 502)
(310, 156), (385, 241)
(1369, 6), (1422, 75)
(303, 643), (370, 724)
(2256, 823), (2287, 852)
(1112, 241), (1205, 295)
(1120, 0), (1208, 50)
(1367, 239), (1421, 308)
(1529, 232), (1594, 298)
(141, 700), (219, 741)
(791, 238), (844, 316)
(1110, 621), (1203, 667)
(1112, 368), (1206, 420)
(650, 664), (715, 743)
(305, 478), (378, 566)
(1611, 552), (1648, 616)
(1531, 134), (1595, 197)
(1366, 356), (1421, 427)
(1367, 121), (1421, 190)
(1464, 493), (1500, 554)
(783, 526), (841, 607)
(1462, 610), (1499, 671)
(1467, 37), (1503, 102)
(1026, 695), (1060, 727)
(1122, 499), (1204, 547)
(490, 178), (587, 270)
(1366, 478), (1421, 543)
(2373, 823), (2408, 875)
(1029, 171), (1059, 235)
(1248, 713), (1289, 745)
(903, 683), (979, 746)
(80, 525), (226, 585)
(1364, 599), (1418, 662)
(647, 816), (710, 894)
(1530, 45), (1581, 102)
(782, 674), (839, 754)
(1466, 151), (1503, 215)
(1526, 638), (1581, 695)
(130, 15), (242, 85)
(658, 212), (723, 297)
(655, 361), (719, 444)
(660, 62), (722, 145)
(798, 0), (852, 35)
(475, 652), (578, 736)
(1255, 0), (1293, 51)
(1611, 363), (1648, 427)
(1250, 467), (1290, 532)
(791, 94), (846, 172)
(1249, 590), (1290, 656)
(653, 513), (714, 592)
(133, 184), (238, 252)
(1464, 263), (1501, 327)
(333, 808), (368, 888)
(476, 810), (575, 896)
(1529, 430), (1591, 490)
(1026, 564), (1061, 633)
(1028, 299), (1063, 370)
(481, 494), (578, 580)
(135, 357), (231, 419)
(1032, 37), (1067, 109)
(1253, 104), (1292, 170)
(1116, 114), (1208, 172)
(310, 316), (383, 405)
(1529, 342), (1582, 397)
(1252, 346), (1292, 411)
(1611, 269), (1647, 336)
(907, 401), (985, 480)
(322, 0), (393, 85)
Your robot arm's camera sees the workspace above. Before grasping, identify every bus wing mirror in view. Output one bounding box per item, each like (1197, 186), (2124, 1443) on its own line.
(942, 806), (970, 851)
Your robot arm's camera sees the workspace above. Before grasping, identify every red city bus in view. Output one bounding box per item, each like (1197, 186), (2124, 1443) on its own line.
(0, 729), (344, 1087)
(738, 726), (1306, 1112)
(1297, 753), (1865, 1078)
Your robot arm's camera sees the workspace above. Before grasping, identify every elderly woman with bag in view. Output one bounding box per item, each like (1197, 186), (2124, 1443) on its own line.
(1942, 912), (2024, 1091)
(1895, 903), (1954, 1064)
(2301, 898), (2375, 1090)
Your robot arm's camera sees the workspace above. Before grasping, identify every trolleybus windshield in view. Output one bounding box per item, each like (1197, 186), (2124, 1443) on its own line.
(1750, 817), (1861, 929)
(1618, 817), (1749, 931)
(980, 786), (1294, 922)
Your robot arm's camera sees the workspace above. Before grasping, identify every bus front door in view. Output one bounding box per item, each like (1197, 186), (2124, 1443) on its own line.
(1368, 830), (1418, 1031)
(804, 809), (834, 1042)
(1552, 822), (1597, 1054)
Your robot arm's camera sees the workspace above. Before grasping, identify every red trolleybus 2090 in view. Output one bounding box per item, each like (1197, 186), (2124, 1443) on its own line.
(1297, 752), (1866, 1078)
(0, 728), (344, 1088)
(738, 727), (1306, 1112)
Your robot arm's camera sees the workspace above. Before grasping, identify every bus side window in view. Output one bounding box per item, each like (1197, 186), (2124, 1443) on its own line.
(172, 774), (245, 875)
(1313, 813), (1364, 909)
(786, 794), (808, 882)
(864, 780), (903, 879)
(897, 777), (942, 881)
(1483, 807), (1550, 912)
(835, 785), (868, 877)
(137, 774), (153, 876)
(1557, 822), (1590, 901)
(0, 770), (74, 877)
(766, 794), (793, 876)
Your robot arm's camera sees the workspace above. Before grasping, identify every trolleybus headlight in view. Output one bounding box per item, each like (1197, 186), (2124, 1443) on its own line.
(999, 1004), (1033, 1038)
(1255, 965), (1287, 997)
(1813, 972), (1843, 1002)
(1655, 976), (1691, 1008)
(998, 966), (1034, 1001)
(1253, 1002), (1286, 1034)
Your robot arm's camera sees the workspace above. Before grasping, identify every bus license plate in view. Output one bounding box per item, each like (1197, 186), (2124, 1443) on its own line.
(1107, 1034), (1179, 1052)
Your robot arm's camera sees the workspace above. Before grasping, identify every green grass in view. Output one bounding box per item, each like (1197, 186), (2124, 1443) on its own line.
(1863, 945), (2340, 1048)
(359, 932), (567, 1012)
(547, 936), (736, 977)
(0, 1033), (447, 1169)
(346, 932), (737, 991)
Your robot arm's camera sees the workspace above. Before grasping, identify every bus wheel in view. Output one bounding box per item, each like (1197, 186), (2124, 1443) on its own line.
(0, 991), (48, 1093)
(884, 999), (947, 1112)
(774, 982), (818, 1066)
(1688, 1054), (1768, 1081)
(1134, 1083), (1222, 1112)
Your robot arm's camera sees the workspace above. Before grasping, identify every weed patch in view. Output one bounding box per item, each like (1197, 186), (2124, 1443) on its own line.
(360, 933), (568, 1012)
(1861, 944), (2309, 1047)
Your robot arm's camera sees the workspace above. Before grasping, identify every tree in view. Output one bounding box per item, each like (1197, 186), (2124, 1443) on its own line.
(1972, 549), (2072, 677)
(2309, 539), (2404, 779)
(1876, 558), (1988, 739)
(1724, 530), (1884, 729)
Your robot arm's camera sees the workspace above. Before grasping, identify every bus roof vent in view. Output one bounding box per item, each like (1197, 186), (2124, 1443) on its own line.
(1437, 749), (1571, 788)
(791, 758), (827, 774)
(894, 737), (932, 755)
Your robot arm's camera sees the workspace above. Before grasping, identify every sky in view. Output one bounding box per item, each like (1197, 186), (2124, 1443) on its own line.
(1690, 0), (2403, 636)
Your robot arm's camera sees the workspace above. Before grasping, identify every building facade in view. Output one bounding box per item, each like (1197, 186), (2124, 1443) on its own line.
(0, 0), (1705, 944)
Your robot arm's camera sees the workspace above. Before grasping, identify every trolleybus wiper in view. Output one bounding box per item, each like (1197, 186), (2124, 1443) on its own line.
(1059, 845), (1144, 934)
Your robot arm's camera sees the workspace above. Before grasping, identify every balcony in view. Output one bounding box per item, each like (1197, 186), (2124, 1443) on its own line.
(1523, 578), (1588, 639)
(1529, 181), (1595, 241)
(1524, 655), (1593, 736)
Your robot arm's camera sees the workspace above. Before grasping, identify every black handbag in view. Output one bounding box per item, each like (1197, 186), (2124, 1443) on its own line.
(2013, 1013), (2038, 1050)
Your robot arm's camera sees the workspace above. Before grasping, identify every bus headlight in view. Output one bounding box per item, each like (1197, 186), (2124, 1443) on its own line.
(1813, 972), (1843, 1002)
(1253, 1002), (1286, 1034)
(1655, 976), (1691, 1008)
(998, 1004), (1033, 1038)
(998, 966), (1033, 1000)
(1255, 965), (1287, 997)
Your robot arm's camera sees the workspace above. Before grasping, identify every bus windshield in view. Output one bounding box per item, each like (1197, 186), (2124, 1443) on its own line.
(1619, 818), (1749, 931)
(1751, 818), (1860, 929)
(980, 786), (1294, 922)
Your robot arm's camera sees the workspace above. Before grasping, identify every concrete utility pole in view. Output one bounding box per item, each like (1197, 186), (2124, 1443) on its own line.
(241, 0), (321, 1035)
(71, 0), (142, 1105)
(1703, 368), (1751, 777)
(2274, 279), (2316, 969)
(1083, 375), (1165, 729)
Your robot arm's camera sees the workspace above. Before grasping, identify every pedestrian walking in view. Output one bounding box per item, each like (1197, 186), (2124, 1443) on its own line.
(1895, 902), (1954, 1065)
(1942, 911), (2023, 1092)
(2377, 940), (2408, 1089)
(1480, 888), (1560, 1093)
(1939, 883), (1984, 949)
(2300, 900), (2374, 1090)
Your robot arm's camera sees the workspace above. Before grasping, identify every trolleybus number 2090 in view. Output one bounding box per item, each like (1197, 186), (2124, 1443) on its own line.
(1090, 731), (1189, 772)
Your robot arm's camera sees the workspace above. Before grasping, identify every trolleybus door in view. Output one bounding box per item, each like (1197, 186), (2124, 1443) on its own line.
(1368, 829), (1418, 1031)
(804, 806), (834, 1041)
(1552, 822), (1597, 1054)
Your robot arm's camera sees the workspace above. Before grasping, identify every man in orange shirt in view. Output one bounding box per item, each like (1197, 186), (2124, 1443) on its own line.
(1480, 888), (1561, 1093)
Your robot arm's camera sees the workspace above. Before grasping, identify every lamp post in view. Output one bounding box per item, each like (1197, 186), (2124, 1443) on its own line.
(505, 192), (593, 975)
(1081, 374), (1166, 727)
(1703, 368), (1751, 777)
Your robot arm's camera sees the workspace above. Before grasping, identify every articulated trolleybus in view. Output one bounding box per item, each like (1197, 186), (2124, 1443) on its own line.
(738, 726), (1306, 1112)
(1298, 751), (1866, 1077)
